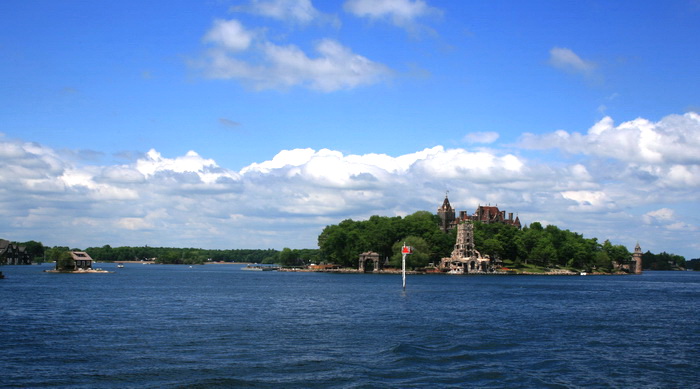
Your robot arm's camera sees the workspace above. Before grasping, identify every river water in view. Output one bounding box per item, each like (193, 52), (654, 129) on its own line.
(1, 263), (698, 388)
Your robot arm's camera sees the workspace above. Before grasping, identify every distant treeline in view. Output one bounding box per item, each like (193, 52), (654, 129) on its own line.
(687, 258), (700, 271)
(84, 246), (283, 265)
(6, 226), (697, 270)
(642, 251), (687, 270)
(317, 211), (691, 272)
(4, 240), (322, 266)
(8, 241), (283, 265)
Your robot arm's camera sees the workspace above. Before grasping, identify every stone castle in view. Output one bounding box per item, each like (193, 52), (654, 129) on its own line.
(439, 221), (499, 274)
(436, 195), (643, 275)
(437, 194), (521, 232)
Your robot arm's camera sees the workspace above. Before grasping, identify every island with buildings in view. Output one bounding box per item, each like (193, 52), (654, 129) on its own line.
(297, 195), (647, 275)
(1, 195), (686, 275)
(43, 251), (111, 273)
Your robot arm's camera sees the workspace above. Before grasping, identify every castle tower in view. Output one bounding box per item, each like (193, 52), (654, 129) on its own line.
(451, 221), (478, 260)
(438, 194), (456, 232)
(632, 243), (643, 274)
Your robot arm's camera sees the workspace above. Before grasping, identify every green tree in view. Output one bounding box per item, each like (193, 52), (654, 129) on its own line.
(318, 221), (358, 267)
(55, 251), (74, 271)
(530, 237), (557, 267)
(390, 236), (430, 270)
(279, 248), (299, 266)
(45, 246), (70, 262)
(17, 240), (45, 262)
(594, 251), (613, 271)
(602, 240), (631, 270)
(482, 238), (504, 259)
(687, 258), (700, 271)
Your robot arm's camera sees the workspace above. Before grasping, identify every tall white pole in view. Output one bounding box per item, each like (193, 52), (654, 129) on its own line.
(402, 252), (406, 290)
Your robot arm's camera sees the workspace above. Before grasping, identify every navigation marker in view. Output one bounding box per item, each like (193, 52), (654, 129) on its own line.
(401, 243), (413, 290)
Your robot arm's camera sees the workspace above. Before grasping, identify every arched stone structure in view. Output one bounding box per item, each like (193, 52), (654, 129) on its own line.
(358, 251), (382, 272)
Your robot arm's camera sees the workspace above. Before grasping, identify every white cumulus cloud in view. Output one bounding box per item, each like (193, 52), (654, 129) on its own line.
(519, 112), (700, 190)
(2, 113), (699, 257)
(203, 19), (254, 51)
(643, 208), (675, 224)
(199, 19), (391, 91)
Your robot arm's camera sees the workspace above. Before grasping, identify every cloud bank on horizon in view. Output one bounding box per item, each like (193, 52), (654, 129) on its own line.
(1, 0), (699, 258)
(2, 112), (699, 257)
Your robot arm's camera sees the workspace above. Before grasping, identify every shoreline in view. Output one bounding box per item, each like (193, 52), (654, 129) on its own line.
(88, 261), (640, 275)
(44, 269), (113, 274)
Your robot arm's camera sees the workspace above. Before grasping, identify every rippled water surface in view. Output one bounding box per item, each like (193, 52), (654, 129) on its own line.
(1, 264), (698, 388)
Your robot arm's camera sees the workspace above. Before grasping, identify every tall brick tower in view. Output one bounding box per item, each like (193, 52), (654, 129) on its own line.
(437, 194), (456, 232)
(632, 243), (643, 274)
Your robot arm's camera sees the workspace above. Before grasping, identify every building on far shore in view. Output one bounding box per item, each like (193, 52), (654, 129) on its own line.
(439, 221), (500, 274)
(55, 251), (94, 271)
(0, 239), (31, 265)
(611, 243), (644, 274)
(631, 243), (643, 274)
(358, 251), (383, 273)
(625, 243), (643, 274)
(438, 195), (521, 232)
(71, 252), (94, 270)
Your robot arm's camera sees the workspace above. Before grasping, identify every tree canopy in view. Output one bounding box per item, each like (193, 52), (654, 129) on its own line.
(318, 211), (454, 269)
(317, 212), (650, 272)
(642, 251), (686, 270)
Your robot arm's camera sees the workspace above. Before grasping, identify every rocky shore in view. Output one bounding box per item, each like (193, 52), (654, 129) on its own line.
(44, 268), (112, 274)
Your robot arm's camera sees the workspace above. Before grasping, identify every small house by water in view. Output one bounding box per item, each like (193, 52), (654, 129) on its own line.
(70, 251), (93, 270)
(54, 251), (94, 271)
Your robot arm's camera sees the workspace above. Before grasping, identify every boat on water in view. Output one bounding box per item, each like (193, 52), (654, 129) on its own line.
(117, 263), (125, 268)
(242, 265), (279, 271)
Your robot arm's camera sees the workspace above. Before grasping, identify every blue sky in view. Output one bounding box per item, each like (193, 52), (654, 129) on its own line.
(1, 0), (699, 259)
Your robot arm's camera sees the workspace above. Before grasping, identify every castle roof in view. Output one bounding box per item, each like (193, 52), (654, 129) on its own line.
(439, 195), (453, 211)
(70, 251), (93, 261)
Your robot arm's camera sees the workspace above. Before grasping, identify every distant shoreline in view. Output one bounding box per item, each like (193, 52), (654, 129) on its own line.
(110, 261), (256, 265)
(99, 261), (644, 275)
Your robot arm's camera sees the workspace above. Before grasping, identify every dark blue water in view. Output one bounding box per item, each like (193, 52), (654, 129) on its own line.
(1, 264), (698, 388)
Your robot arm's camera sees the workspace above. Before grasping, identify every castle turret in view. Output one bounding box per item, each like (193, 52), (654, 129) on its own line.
(632, 243), (643, 274)
(437, 194), (455, 232)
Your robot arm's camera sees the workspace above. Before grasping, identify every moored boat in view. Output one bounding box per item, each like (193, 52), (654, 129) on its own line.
(242, 265), (279, 271)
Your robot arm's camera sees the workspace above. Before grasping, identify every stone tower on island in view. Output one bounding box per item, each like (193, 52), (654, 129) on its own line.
(439, 221), (495, 274)
(631, 243), (643, 274)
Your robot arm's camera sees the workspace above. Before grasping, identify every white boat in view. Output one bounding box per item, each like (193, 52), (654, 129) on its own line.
(117, 263), (124, 268)
(242, 265), (278, 271)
